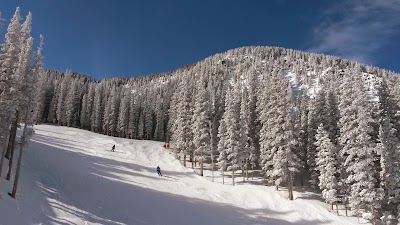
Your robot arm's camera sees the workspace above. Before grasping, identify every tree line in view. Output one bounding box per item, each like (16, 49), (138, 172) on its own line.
(0, 8), (43, 199)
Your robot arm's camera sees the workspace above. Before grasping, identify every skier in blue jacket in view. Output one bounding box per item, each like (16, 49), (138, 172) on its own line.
(156, 166), (162, 176)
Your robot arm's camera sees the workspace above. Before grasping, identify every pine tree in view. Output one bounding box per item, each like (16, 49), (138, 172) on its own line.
(154, 96), (165, 141)
(315, 123), (338, 212)
(108, 88), (120, 136)
(325, 89), (340, 145)
(102, 93), (111, 134)
(217, 113), (228, 184)
(137, 109), (145, 139)
(117, 88), (130, 138)
(377, 118), (400, 222)
(307, 89), (327, 189)
(259, 70), (300, 198)
(170, 75), (192, 164)
(0, 7), (22, 176)
(259, 71), (286, 186)
(47, 79), (60, 123)
(128, 91), (139, 139)
(65, 78), (79, 127)
(10, 11), (36, 198)
(247, 69), (260, 171)
(297, 94), (310, 186)
(80, 93), (88, 128)
(192, 74), (211, 176)
(33, 36), (46, 124)
(239, 83), (251, 181)
(144, 98), (154, 140)
(92, 84), (104, 133)
(208, 67), (225, 182)
(339, 75), (383, 223)
(57, 71), (72, 125)
(224, 82), (241, 186)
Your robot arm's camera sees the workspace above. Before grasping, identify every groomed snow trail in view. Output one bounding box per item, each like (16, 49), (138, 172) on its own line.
(0, 125), (361, 225)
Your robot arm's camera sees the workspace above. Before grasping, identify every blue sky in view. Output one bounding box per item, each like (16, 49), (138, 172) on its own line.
(1, 0), (399, 78)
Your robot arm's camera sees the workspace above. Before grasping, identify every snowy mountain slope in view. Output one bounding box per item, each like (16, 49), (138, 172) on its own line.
(0, 125), (365, 225)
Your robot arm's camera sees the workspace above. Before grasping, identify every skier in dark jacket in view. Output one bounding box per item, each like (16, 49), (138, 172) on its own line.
(156, 166), (162, 176)
(111, 145), (115, 152)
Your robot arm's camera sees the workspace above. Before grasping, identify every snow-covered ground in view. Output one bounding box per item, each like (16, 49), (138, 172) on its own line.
(0, 125), (365, 225)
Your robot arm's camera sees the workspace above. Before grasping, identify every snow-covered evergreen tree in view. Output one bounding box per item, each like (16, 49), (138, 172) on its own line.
(80, 93), (88, 128)
(339, 74), (383, 223)
(246, 68), (260, 170)
(57, 71), (72, 125)
(192, 74), (211, 176)
(33, 36), (46, 123)
(259, 70), (300, 198)
(144, 98), (154, 140)
(315, 123), (338, 209)
(217, 110), (228, 184)
(92, 83), (104, 133)
(108, 88), (120, 136)
(297, 94), (310, 186)
(170, 75), (192, 163)
(128, 91), (139, 139)
(307, 89), (327, 189)
(0, 7), (22, 167)
(154, 95), (165, 141)
(9, 11), (37, 198)
(239, 83), (251, 180)
(223, 81), (241, 186)
(137, 109), (145, 139)
(117, 88), (130, 138)
(102, 93), (111, 134)
(65, 78), (79, 127)
(377, 118), (400, 222)
(325, 89), (340, 145)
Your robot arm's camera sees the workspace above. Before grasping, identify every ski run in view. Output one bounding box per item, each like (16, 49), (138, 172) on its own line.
(0, 125), (364, 225)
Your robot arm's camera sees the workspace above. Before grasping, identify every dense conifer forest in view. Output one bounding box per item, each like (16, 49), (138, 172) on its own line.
(1, 7), (399, 224)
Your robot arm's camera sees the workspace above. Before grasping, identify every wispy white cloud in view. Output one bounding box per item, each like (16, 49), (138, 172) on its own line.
(308, 0), (400, 64)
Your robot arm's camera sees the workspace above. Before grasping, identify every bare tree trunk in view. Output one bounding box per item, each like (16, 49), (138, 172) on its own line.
(6, 111), (19, 181)
(6, 112), (18, 159)
(288, 171), (293, 200)
(222, 169), (225, 184)
(200, 150), (203, 176)
(252, 164), (254, 180)
(242, 167), (245, 182)
(9, 123), (28, 199)
(209, 120), (214, 182)
(370, 204), (376, 225)
(183, 154), (186, 167)
(200, 158), (203, 176)
(211, 152), (214, 182)
(0, 115), (12, 177)
(6, 136), (16, 180)
(336, 203), (339, 215)
(246, 161), (249, 181)
(232, 169), (235, 186)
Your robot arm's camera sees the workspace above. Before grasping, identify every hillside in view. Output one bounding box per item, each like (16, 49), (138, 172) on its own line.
(27, 46), (400, 224)
(0, 125), (363, 225)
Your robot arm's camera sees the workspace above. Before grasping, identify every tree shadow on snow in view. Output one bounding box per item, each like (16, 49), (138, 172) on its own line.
(13, 135), (333, 225)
